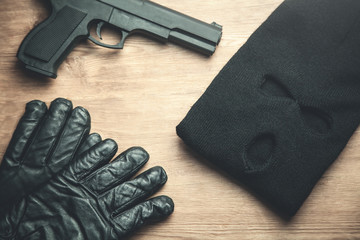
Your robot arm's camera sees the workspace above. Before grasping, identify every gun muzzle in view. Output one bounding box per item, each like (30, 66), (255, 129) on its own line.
(169, 22), (222, 56)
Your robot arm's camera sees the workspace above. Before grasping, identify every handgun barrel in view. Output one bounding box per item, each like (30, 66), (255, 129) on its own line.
(99, 0), (222, 55)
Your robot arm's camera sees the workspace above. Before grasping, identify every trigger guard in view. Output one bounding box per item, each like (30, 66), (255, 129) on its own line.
(88, 26), (129, 49)
(88, 35), (124, 49)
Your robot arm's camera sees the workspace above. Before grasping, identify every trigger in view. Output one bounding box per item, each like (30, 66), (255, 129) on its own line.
(88, 21), (129, 50)
(96, 21), (105, 40)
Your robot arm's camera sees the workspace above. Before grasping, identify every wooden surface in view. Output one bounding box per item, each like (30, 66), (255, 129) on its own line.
(1, 0), (360, 239)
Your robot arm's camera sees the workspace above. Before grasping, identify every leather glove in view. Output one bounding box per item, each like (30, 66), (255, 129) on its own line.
(0, 98), (94, 209)
(177, 0), (360, 217)
(0, 139), (174, 239)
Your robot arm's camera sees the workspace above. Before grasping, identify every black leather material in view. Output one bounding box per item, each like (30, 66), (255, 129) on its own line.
(0, 98), (93, 210)
(0, 140), (174, 239)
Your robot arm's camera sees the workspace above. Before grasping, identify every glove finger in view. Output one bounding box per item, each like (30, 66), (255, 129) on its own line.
(100, 166), (167, 216)
(76, 133), (102, 156)
(46, 106), (90, 173)
(21, 98), (73, 167)
(111, 196), (174, 238)
(69, 139), (118, 181)
(82, 147), (149, 195)
(0, 198), (27, 238)
(1, 100), (47, 169)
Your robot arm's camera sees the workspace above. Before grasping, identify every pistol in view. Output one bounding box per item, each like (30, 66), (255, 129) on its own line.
(17, 0), (222, 78)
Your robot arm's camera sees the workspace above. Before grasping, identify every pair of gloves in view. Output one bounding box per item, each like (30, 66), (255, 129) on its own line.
(0, 98), (174, 239)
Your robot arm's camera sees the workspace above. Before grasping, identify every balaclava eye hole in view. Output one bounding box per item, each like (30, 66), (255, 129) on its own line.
(300, 107), (332, 134)
(261, 74), (332, 134)
(260, 75), (294, 99)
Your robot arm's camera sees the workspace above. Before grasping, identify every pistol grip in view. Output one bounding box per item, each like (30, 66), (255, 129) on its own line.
(17, 6), (89, 78)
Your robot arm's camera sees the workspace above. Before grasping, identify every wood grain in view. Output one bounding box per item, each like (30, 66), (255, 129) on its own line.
(0, 0), (359, 239)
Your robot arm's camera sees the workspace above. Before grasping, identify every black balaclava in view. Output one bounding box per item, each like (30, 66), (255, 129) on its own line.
(177, 0), (360, 217)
